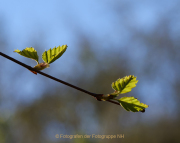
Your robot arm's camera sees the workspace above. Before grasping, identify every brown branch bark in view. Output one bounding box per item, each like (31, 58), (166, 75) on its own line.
(0, 52), (120, 106)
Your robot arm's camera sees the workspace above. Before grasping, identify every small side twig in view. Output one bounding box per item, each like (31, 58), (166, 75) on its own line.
(0, 52), (120, 106)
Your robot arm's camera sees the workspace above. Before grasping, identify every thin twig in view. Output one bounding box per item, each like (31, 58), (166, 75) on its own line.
(0, 52), (120, 106)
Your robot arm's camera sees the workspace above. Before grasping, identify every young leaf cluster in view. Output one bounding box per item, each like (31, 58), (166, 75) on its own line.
(14, 45), (67, 74)
(102, 75), (148, 112)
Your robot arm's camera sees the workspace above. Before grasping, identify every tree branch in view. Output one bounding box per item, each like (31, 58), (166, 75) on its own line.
(0, 52), (120, 106)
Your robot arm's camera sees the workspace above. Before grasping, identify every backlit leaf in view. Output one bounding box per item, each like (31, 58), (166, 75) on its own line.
(42, 45), (67, 64)
(112, 75), (138, 94)
(117, 97), (148, 112)
(14, 47), (39, 64)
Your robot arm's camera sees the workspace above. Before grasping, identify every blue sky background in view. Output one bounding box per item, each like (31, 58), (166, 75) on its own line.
(0, 0), (180, 136)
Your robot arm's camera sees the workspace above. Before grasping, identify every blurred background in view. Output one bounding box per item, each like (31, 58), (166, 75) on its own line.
(0, 0), (180, 143)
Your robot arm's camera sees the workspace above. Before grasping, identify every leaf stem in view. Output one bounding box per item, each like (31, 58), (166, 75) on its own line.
(0, 52), (120, 106)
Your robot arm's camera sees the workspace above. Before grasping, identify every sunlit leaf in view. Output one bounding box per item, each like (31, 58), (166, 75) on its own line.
(112, 75), (138, 94)
(117, 97), (148, 112)
(14, 47), (39, 64)
(42, 45), (67, 64)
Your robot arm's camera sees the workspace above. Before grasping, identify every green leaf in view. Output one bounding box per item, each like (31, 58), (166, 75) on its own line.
(42, 45), (67, 64)
(112, 75), (138, 94)
(117, 97), (148, 112)
(14, 47), (39, 64)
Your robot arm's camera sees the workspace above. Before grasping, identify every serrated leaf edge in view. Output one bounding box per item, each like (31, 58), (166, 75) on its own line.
(115, 97), (149, 112)
(42, 45), (67, 64)
(112, 75), (138, 94)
